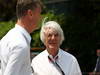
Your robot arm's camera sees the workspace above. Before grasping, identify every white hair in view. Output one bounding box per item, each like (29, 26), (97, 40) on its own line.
(40, 21), (65, 45)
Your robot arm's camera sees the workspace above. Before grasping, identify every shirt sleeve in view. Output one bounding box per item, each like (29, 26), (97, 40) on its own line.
(95, 56), (100, 72)
(3, 45), (28, 75)
(69, 58), (82, 75)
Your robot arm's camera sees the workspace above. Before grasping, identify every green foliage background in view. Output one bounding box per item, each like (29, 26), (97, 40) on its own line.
(0, 21), (15, 39)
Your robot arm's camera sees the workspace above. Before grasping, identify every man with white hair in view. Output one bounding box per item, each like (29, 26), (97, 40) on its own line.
(31, 21), (82, 75)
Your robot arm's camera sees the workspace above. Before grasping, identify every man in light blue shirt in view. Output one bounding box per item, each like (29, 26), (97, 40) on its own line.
(0, 0), (42, 75)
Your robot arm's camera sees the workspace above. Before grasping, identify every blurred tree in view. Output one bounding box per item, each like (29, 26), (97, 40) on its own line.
(0, 21), (15, 39)
(62, 0), (98, 72)
(0, 0), (16, 21)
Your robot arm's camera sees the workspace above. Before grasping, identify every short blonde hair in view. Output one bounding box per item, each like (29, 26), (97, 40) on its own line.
(40, 21), (64, 45)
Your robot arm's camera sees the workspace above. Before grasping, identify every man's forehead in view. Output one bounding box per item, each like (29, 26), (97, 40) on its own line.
(45, 28), (58, 34)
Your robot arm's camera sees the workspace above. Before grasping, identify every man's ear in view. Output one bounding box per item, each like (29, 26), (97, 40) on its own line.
(27, 9), (34, 17)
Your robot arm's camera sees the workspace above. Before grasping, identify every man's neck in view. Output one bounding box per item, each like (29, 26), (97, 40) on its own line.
(47, 48), (59, 57)
(16, 19), (31, 33)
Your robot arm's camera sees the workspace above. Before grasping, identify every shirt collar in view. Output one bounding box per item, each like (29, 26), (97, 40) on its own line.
(48, 55), (58, 63)
(47, 48), (61, 62)
(15, 24), (31, 43)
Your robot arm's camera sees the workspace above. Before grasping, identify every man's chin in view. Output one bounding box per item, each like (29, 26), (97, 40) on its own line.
(49, 45), (57, 49)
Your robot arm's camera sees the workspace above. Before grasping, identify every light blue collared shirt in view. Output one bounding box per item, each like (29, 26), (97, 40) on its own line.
(0, 24), (32, 75)
(31, 49), (82, 75)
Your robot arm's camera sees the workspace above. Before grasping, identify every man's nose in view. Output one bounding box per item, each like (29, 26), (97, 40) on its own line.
(51, 35), (55, 39)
